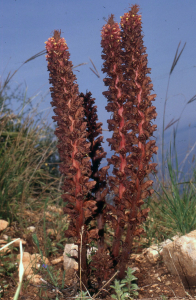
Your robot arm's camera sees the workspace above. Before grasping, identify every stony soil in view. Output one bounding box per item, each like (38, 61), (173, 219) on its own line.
(1, 209), (196, 300)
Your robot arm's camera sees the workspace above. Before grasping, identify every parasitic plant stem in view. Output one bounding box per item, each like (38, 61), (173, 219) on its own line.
(45, 3), (158, 289)
(101, 5), (158, 278)
(45, 31), (97, 286)
(101, 14), (126, 263)
(80, 91), (109, 251)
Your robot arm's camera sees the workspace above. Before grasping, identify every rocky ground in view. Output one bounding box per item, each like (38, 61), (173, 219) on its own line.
(0, 208), (196, 300)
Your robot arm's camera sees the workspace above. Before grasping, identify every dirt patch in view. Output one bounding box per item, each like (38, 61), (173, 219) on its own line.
(1, 212), (196, 299)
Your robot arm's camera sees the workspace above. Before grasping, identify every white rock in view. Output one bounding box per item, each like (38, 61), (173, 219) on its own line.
(143, 235), (180, 264)
(146, 248), (160, 264)
(162, 230), (196, 287)
(0, 220), (9, 231)
(27, 226), (36, 232)
(63, 244), (78, 270)
(2, 234), (8, 240)
(63, 244), (97, 271)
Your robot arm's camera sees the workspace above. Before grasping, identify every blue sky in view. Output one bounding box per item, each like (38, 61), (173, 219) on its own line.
(1, 0), (196, 189)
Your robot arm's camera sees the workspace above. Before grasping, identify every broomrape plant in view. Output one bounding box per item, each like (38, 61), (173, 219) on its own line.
(45, 4), (158, 290)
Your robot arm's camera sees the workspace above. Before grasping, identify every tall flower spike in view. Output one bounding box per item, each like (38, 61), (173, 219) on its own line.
(101, 14), (128, 269)
(80, 92), (113, 285)
(80, 91), (109, 249)
(45, 31), (97, 286)
(101, 7), (158, 279)
(119, 4), (158, 277)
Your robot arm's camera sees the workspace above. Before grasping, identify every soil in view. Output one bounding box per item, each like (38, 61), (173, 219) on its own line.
(1, 210), (196, 300)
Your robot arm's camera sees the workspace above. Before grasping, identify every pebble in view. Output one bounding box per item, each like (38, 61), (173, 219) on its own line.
(0, 220), (9, 231)
(51, 256), (63, 265)
(27, 226), (36, 232)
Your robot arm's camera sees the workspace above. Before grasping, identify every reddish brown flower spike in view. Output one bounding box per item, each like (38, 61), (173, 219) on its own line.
(45, 3), (158, 289)
(101, 5), (158, 279)
(45, 30), (97, 286)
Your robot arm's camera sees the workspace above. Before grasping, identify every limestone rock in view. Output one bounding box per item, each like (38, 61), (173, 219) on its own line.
(2, 234), (8, 240)
(23, 261), (34, 276)
(0, 220), (9, 231)
(19, 252), (31, 261)
(146, 247), (160, 264)
(63, 244), (97, 271)
(63, 244), (78, 270)
(17, 252), (49, 278)
(46, 229), (56, 236)
(51, 256), (63, 265)
(27, 226), (36, 232)
(27, 274), (41, 283)
(31, 253), (49, 265)
(162, 230), (196, 288)
(17, 252), (33, 276)
(143, 235), (179, 264)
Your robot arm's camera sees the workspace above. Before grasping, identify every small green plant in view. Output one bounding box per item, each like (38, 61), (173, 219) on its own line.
(111, 280), (129, 300)
(160, 295), (168, 300)
(121, 267), (139, 297)
(0, 235), (18, 279)
(110, 267), (139, 299)
(32, 233), (66, 291)
(0, 252), (17, 277)
(75, 291), (91, 300)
